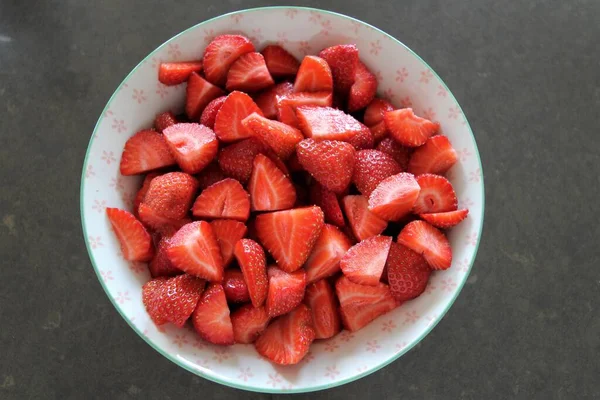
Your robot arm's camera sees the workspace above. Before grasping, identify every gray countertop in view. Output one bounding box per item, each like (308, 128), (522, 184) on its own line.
(1, 0), (598, 399)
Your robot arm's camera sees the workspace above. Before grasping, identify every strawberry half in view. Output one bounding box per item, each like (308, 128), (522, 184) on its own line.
(294, 55), (333, 92)
(346, 123), (375, 150)
(397, 220), (452, 270)
(304, 224), (352, 283)
(420, 209), (468, 229)
(413, 174), (458, 214)
(185, 72), (225, 120)
(261, 45), (300, 78)
(119, 130), (176, 176)
(149, 228), (182, 278)
(296, 106), (365, 141)
(248, 153), (296, 211)
(143, 172), (199, 220)
(384, 108), (440, 147)
(142, 278), (168, 325)
(368, 172), (421, 221)
(226, 52), (275, 92)
(364, 98), (394, 127)
(192, 178), (250, 222)
(200, 96), (227, 129)
(348, 61), (377, 112)
(234, 239), (268, 307)
(192, 283), (234, 345)
(231, 304), (270, 344)
(304, 279), (341, 339)
(276, 91), (333, 128)
(214, 91), (263, 142)
(266, 266), (307, 317)
(386, 242), (431, 302)
(376, 137), (411, 171)
(143, 274), (205, 327)
(340, 235), (392, 285)
(408, 135), (458, 176)
(158, 61), (203, 86)
(255, 81), (294, 119)
(353, 150), (402, 196)
(154, 111), (178, 133)
(241, 112), (303, 160)
(309, 183), (345, 227)
(137, 203), (191, 233)
(318, 44), (359, 95)
(222, 268), (250, 303)
(162, 123), (219, 174)
(203, 34), (255, 86)
(133, 172), (159, 216)
(106, 208), (154, 261)
(210, 219), (247, 267)
(195, 162), (226, 190)
(342, 195), (388, 241)
(296, 138), (355, 193)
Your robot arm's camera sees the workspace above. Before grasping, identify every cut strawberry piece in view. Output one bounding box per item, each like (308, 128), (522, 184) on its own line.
(203, 34), (255, 86)
(304, 280), (341, 339)
(185, 72), (225, 120)
(266, 266), (307, 317)
(154, 111), (178, 133)
(318, 44), (359, 95)
(386, 242), (431, 302)
(261, 45), (300, 78)
(376, 137), (411, 170)
(158, 61), (203, 86)
(353, 150), (402, 196)
(143, 172), (199, 220)
(385, 108), (440, 147)
(214, 91), (263, 142)
(195, 162), (226, 191)
(133, 172), (160, 216)
(309, 183), (345, 227)
(340, 235), (392, 285)
(296, 106), (365, 141)
(364, 98), (394, 127)
(234, 239), (268, 307)
(142, 278), (168, 325)
(304, 224), (352, 283)
(143, 274), (205, 327)
(137, 203), (191, 233)
(166, 221), (224, 281)
(420, 209), (468, 229)
(192, 283), (234, 345)
(348, 61), (377, 112)
(119, 130), (177, 176)
(210, 219), (247, 267)
(149, 228), (182, 278)
(226, 52), (275, 92)
(296, 138), (355, 193)
(192, 178), (250, 222)
(163, 123), (219, 174)
(397, 220), (452, 270)
(248, 153), (296, 211)
(255, 304), (315, 365)
(241, 112), (303, 160)
(293, 55), (333, 92)
(413, 174), (458, 214)
(369, 122), (388, 143)
(222, 269), (250, 303)
(231, 304), (270, 344)
(408, 135), (458, 176)
(106, 208), (154, 261)
(200, 96), (227, 129)
(255, 206), (324, 272)
(276, 91), (333, 128)
(368, 172), (420, 221)
(254, 82), (294, 119)
(342, 195), (387, 241)
(346, 124), (374, 150)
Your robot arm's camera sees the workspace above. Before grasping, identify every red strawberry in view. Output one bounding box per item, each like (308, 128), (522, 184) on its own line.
(255, 206), (325, 272)
(143, 274), (205, 327)
(368, 172), (420, 221)
(119, 130), (176, 175)
(296, 106), (365, 141)
(277, 91), (333, 127)
(158, 61), (203, 86)
(222, 268), (250, 303)
(203, 34), (255, 86)
(154, 111), (178, 133)
(133, 172), (160, 216)
(254, 82), (294, 119)
(420, 209), (468, 228)
(210, 219), (247, 267)
(304, 280), (341, 339)
(386, 242), (431, 302)
(217, 138), (288, 184)
(137, 203), (191, 233)
(192, 283), (234, 345)
(342, 195), (387, 241)
(384, 108), (440, 147)
(142, 278), (168, 325)
(192, 178), (250, 222)
(255, 304), (315, 365)
(185, 72), (225, 120)
(106, 208), (154, 261)
(353, 150), (402, 196)
(266, 266), (307, 317)
(195, 162), (226, 190)
(413, 174), (458, 214)
(149, 228), (182, 278)
(376, 137), (411, 170)
(309, 183), (345, 227)
(214, 91), (263, 142)
(226, 52), (275, 92)
(241, 112), (303, 160)
(200, 96), (227, 129)
(293, 55), (333, 92)
(346, 123), (375, 150)
(248, 153), (296, 211)
(318, 44), (359, 95)
(287, 151), (304, 172)
(143, 172), (199, 220)
(231, 304), (270, 344)
(397, 220), (452, 270)
(296, 138), (355, 193)
(261, 45), (300, 78)
(364, 98), (394, 127)
(304, 224), (352, 283)
(234, 239), (268, 307)
(408, 135), (458, 176)
(369, 122), (388, 143)
(335, 276), (396, 332)
(166, 221), (224, 281)
(348, 61), (377, 112)
(340, 235), (392, 285)
(163, 123), (219, 174)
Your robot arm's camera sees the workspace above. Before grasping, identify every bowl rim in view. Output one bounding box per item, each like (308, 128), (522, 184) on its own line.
(80, 5), (485, 394)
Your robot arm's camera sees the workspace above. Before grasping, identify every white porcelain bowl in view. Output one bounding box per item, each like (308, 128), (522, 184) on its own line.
(80, 6), (484, 393)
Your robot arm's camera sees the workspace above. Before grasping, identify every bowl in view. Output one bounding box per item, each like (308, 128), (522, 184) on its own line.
(80, 6), (484, 393)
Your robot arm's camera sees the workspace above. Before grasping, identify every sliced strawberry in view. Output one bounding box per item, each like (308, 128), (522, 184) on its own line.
(348, 61), (377, 112)
(304, 279), (341, 339)
(149, 228), (182, 278)
(119, 130), (176, 176)
(226, 52), (275, 92)
(195, 162), (226, 190)
(340, 235), (392, 285)
(210, 219), (247, 267)
(241, 112), (303, 160)
(386, 242), (431, 302)
(254, 82), (294, 119)
(255, 206), (325, 272)
(162, 123), (219, 174)
(296, 138), (355, 193)
(304, 224), (352, 283)
(142, 278), (168, 325)
(214, 91), (263, 142)
(342, 195), (387, 241)
(248, 153), (296, 211)
(200, 96), (227, 129)
(318, 44), (358, 95)
(376, 137), (411, 170)
(293, 55), (333, 92)
(234, 239), (268, 307)
(143, 172), (199, 220)
(413, 174), (458, 214)
(295, 106), (364, 143)
(255, 304), (315, 365)
(266, 266), (307, 317)
(369, 122), (388, 143)
(261, 45), (300, 78)
(309, 183), (345, 227)
(420, 209), (468, 229)
(137, 203), (191, 233)
(154, 111), (178, 133)
(192, 178), (250, 222)
(222, 268), (250, 303)
(353, 150), (402, 196)
(231, 304), (270, 344)
(397, 220), (452, 270)
(106, 208), (154, 261)
(185, 72), (225, 120)
(158, 61), (203, 86)
(385, 108), (440, 147)
(408, 135), (458, 176)
(203, 34), (255, 86)
(277, 91), (333, 127)
(364, 98), (394, 127)
(143, 274), (205, 327)
(166, 221), (224, 281)
(346, 123), (374, 150)
(192, 283), (234, 345)
(368, 172), (420, 221)
(133, 172), (160, 216)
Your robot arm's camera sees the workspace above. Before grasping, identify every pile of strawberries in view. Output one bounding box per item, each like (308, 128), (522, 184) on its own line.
(105, 34), (467, 365)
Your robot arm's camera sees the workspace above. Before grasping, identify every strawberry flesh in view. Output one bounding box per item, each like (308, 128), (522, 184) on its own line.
(185, 72), (225, 120)
(231, 304), (270, 344)
(158, 61), (203, 86)
(368, 172), (421, 221)
(353, 150), (402, 196)
(265, 266), (307, 317)
(254, 81), (294, 119)
(397, 220), (452, 270)
(308, 183), (345, 227)
(304, 224), (352, 283)
(226, 52), (275, 92)
(200, 96), (227, 130)
(296, 106), (365, 142)
(296, 138), (355, 193)
(342, 195), (388, 241)
(293, 55), (333, 92)
(119, 130), (176, 176)
(210, 219), (247, 267)
(203, 34), (255, 86)
(420, 209), (468, 229)
(413, 174), (458, 214)
(154, 111), (178, 133)
(234, 239), (268, 307)
(162, 123), (219, 174)
(348, 61), (377, 112)
(304, 279), (341, 339)
(106, 208), (154, 261)
(192, 283), (234, 345)
(248, 153), (296, 211)
(384, 108), (440, 147)
(214, 91), (263, 142)
(262, 45), (300, 78)
(241, 112), (303, 160)
(192, 178), (250, 222)
(408, 135), (458, 176)
(340, 235), (392, 286)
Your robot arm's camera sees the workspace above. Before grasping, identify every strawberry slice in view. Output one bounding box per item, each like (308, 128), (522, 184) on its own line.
(376, 137), (411, 170)
(214, 91), (263, 142)
(200, 96), (227, 129)
(384, 108), (440, 147)
(162, 123), (219, 174)
(255, 304), (315, 365)
(166, 221), (224, 281)
(342, 195), (387, 241)
(340, 235), (392, 285)
(335, 276), (396, 332)
(185, 72), (225, 120)
(254, 81), (294, 119)
(261, 45), (300, 78)
(241, 112), (303, 160)
(234, 239), (268, 307)
(276, 91), (333, 128)
(203, 34), (255, 86)
(255, 206), (325, 272)
(296, 138), (355, 193)
(192, 178), (250, 222)
(369, 122), (388, 142)
(386, 242), (431, 302)
(353, 150), (402, 196)
(304, 280), (341, 339)
(137, 203), (191, 233)
(266, 266), (307, 317)
(119, 130), (177, 176)
(133, 172), (160, 216)
(195, 162), (226, 190)
(143, 274), (205, 327)
(210, 219), (247, 267)
(293, 55), (333, 92)
(368, 172), (421, 221)
(309, 183), (345, 227)
(318, 44), (359, 95)
(413, 174), (458, 214)
(149, 228), (182, 278)
(192, 283), (234, 345)
(348, 61), (377, 112)
(420, 209), (468, 229)
(304, 224), (352, 283)
(408, 135), (458, 176)
(364, 98), (394, 127)
(295, 106), (365, 141)
(143, 172), (199, 220)
(226, 52), (275, 92)
(158, 61), (203, 86)
(346, 123), (374, 150)
(106, 208), (154, 261)
(222, 268), (250, 303)
(248, 153), (296, 211)
(142, 278), (168, 325)
(397, 220), (452, 270)
(231, 304), (271, 344)
(154, 111), (178, 133)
